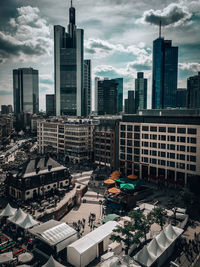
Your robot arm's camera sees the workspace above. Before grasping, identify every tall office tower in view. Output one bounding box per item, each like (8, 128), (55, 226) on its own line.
(84, 60), (91, 116)
(127, 90), (136, 114)
(97, 79), (118, 115)
(13, 68), (39, 115)
(112, 78), (123, 113)
(176, 88), (187, 108)
(94, 77), (100, 113)
(187, 72), (200, 109)
(54, 2), (84, 116)
(135, 72), (147, 111)
(46, 94), (56, 116)
(124, 99), (128, 113)
(152, 25), (178, 109)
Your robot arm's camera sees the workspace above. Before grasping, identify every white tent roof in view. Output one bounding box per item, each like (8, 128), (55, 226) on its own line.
(0, 252), (13, 263)
(42, 255), (66, 267)
(8, 208), (27, 225)
(18, 214), (39, 229)
(0, 203), (17, 217)
(68, 221), (119, 254)
(134, 225), (183, 267)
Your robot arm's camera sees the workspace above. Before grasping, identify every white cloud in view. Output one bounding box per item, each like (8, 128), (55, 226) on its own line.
(179, 62), (200, 73)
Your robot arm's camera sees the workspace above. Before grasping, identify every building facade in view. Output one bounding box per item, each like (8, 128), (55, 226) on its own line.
(46, 94), (56, 116)
(13, 68), (39, 115)
(93, 118), (120, 170)
(176, 88), (187, 108)
(152, 37), (178, 109)
(37, 118), (96, 163)
(113, 78), (123, 114)
(54, 3), (84, 116)
(135, 72), (147, 112)
(84, 60), (92, 116)
(0, 115), (13, 146)
(126, 91), (136, 114)
(1, 105), (12, 115)
(187, 72), (200, 109)
(119, 110), (200, 187)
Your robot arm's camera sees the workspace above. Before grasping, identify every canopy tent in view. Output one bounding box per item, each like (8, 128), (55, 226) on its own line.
(18, 252), (34, 263)
(104, 179), (115, 185)
(8, 208), (27, 225)
(102, 214), (120, 223)
(127, 174), (138, 180)
(42, 255), (66, 267)
(134, 224), (183, 267)
(17, 214), (39, 229)
(108, 187), (121, 194)
(120, 183), (135, 190)
(0, 203), (17, 217)
(115, 178), (143, 187)
(0, 252), (13, 264)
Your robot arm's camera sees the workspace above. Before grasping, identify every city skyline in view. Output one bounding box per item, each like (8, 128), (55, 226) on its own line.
(0, 0), (200, 110)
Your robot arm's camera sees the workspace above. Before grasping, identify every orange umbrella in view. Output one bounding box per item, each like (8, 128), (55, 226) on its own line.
(112, 170), (121, 175)
(104, 179), (115, 185)
(109, 176), (119, 181)
(127, 174), (138, 180)
(108, 187), (121, 194)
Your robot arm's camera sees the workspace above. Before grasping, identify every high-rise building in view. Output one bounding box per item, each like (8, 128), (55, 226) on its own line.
(176, 88), (187, 108)
(124, 99), (128, 114)
(13, 68), (39, 115)
(1, 105), (12, 114)
(112, 78), (123, 113)
(127, 90), (136, 114)
(97, 79), (118, 115)
(152, 28), (178, 109)
(54, 2), (84, 116)
(46, 94), (56, 116)
(135, 72), (147, 111)
(187, 72), (200, 109)
(84, 60), (91, 116)
(94, 77), (100, 113)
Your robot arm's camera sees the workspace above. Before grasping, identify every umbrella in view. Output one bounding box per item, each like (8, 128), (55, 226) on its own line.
(102, 214), (120, 223)
(108, 187), (121, 194)
(120, 183), (135, 190)
(109, 175), (119, 180)
(104, 179), (115, 185)
(0, 203), (17, 217)
(18, 252), (33, 263)
(127, 174), (138, 180)
(111, 170), (121, 175)
(0, 252), (13, 264)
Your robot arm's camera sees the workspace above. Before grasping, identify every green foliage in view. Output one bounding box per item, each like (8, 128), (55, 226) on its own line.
(150, 206), (167, 230)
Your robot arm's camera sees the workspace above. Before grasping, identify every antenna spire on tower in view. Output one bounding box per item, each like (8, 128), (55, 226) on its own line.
(159, 20), (162, 38)
(71, 0), (73, 7)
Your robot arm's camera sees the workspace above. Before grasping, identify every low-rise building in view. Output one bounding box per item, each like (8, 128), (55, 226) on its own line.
(5, 156), (71, 201)
(119, 109), (200, 187)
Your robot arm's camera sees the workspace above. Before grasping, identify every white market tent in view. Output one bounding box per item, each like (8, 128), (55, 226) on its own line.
(17, 214), (39, 229)
(0, 203), (17, 217)
(0, 251), (13, 264)
(8, 208), (27, 225)
(42, 255), (66, 267)
(67, 221), (119, 267)
(134, 224), (183, 267)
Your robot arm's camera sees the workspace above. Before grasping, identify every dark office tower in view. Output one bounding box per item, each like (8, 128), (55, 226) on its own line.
(54, 2), (84, 116)
(124, 99), (128, 113)
(13, 68), (39, 115)
(135, 72), (147, 112)
(152, 28), (178, 109)
(187, 72), (200, 109)
(84, 60), (91, 116)
(127, 90), (136, 114)
(97, 79), (118, 115)
(176, 88), (187, 108)
(46, 94), (55, 116)
(112, 78), (123, 113)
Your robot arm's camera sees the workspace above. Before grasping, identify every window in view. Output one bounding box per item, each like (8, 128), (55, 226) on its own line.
(120, 140), (125, 145)
(144, 157), (148, 163)
(134, 141), (140, 147)
(127, 125), (133, 131)
(161, 135), (166, 141)
(161, 143), (166, 149)
(161, 152), (166, 158)
(120, 146), (125, 152)
(151, 142), (157, 148)
(143, 142), (148, 147)
(127, 133), (132, 139)
(177, 163), (185, 169)
(150, 126), (157, 132)
(190, 147), (196, 153)
(190, 156), (196, 162)
(142, 126), (149, 131)
(188, 128), (197, 135)
(127, 155), (132, 161)
(134, 156), (139, 162)
(26, 191), (30, 195)
(127, 140), (132, 146)
(161, 160), (165, 166)
(167, 161), (175, 168)
(143, 134), (149, 139)
(134, 133), (140, 139)
(150, 134), (157, 140)
(177, 128), (186, 134)
(159, 127), (166, 132)
(180, 145), (185, 152)
(180, 154), (185, 161)
(152, 150), (157, 156)
(144, 149), (148, 155)
(152, 158), (157, 164)
(120, 154), (125, 160)
(169, 144), (175, 150)
(180, 136), (186, 143)
(187, 164), (196, 171)
(127, 147), (132, 154)
(134, 148), (140, 155)
(168, 127), (176, 133)
(121, 125), (125, 131)
(134, 125), (140, 132)
(191, 138), (196, 144)
(120, 132), (125, 138)
(169, 136), (176, 142)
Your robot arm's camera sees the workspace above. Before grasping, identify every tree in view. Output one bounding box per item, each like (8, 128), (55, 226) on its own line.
(180, 188), (195, 214)
(150, 206), (167, 230)
(167, 197), (179, 223)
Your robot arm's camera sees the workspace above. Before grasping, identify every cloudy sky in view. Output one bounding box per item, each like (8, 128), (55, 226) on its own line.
(0, 0), (200, 110)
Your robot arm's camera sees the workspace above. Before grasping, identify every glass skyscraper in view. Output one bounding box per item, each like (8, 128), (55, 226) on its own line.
(112, 78), (123, 114)
(13, 68), (39, 115)
(84, 60), (91, 116)
(135, 72), (147, 111)
(54, 3), (84, 116)
(152, 37), (178, 109)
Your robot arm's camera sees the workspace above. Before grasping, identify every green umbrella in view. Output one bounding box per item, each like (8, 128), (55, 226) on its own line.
(120, 183), (135, 190)
(102, 214), (120, 223)
(116, 178), (144, 187)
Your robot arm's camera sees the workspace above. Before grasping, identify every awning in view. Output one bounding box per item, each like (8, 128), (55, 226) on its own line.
(108, 187), (121, 194)
(0, 203), (17, 217)
(115, 178), (143, 187)
(104, 179), (115, 185)
(102, 214), (120, 223)
(120, 183), (135, 190)
(42, 255), (66, 267)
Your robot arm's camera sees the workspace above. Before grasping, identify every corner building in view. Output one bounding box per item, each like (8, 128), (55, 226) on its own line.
(119, 110), (200, 187)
